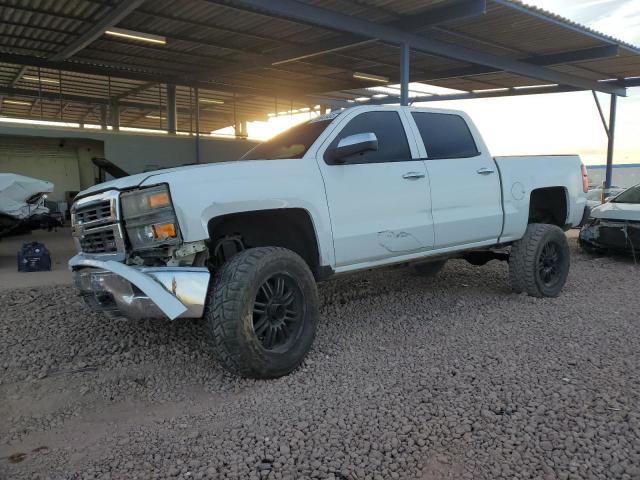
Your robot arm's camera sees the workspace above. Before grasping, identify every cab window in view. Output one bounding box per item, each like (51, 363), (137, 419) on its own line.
(412, 112), (479, 160)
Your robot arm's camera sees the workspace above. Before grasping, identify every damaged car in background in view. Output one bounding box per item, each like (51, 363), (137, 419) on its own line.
(0, 173), (57, 238)
(580, 183), (640, 256)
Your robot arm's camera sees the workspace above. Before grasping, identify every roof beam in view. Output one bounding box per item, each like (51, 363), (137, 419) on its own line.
(0, 85), (349, 120)
(49, 0), (147, 61)
(201, 0), (487, 78)
(415, 45), (621, 83)
(10, 66), (28, 87)
(222, 0), (625, 96)
(0, 53), (351, 108)
(275, 0), (488, 65)
(524, 45), (620, 66)
(0, 86), (189, 115)
(623, 77), (640, 87)
(371, 78), (633, 105)
(114, 81), (156, 101)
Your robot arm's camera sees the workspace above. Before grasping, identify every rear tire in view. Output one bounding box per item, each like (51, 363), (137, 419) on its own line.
(413, 260), (446, 277)
(509, 223), (570, 298)
(204, 247), (319, 379)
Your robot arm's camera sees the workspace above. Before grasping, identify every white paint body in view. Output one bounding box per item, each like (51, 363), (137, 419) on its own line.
(78, 106), (587, 274)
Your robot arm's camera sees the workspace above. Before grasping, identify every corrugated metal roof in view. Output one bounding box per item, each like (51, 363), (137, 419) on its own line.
(0, 0), (639, 132)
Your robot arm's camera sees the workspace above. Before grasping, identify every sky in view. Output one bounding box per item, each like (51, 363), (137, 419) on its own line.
(236, 0), (640, 166)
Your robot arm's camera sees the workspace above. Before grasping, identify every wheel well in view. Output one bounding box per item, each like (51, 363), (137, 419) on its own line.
(207, 208), (320, 276)
(528, 187), (568, 227)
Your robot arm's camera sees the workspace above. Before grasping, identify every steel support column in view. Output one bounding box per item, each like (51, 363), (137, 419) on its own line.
(400, 43), (410, 106)
(167, 83), (177, 134)
(194, 87), (200, 164)
(605, 94), (617, 189)
(100, 104), (107, 129)
(109, 101), (120, 131)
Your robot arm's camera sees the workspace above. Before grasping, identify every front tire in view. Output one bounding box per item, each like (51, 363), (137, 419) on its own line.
(205, 247), (319, 379)
(509, 223), (570, 298)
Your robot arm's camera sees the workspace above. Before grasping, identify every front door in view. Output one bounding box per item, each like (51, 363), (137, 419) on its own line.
(315, 109), (434, 267)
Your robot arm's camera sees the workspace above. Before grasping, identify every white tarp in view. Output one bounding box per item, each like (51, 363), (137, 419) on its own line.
(0, 173), (53, 219)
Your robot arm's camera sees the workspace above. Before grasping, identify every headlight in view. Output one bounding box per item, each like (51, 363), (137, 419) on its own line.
(121, 185), (181, 251)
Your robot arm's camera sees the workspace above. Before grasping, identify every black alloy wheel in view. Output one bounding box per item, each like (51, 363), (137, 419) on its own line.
(537, 240), (564, 288)
(253, 274), (304, 351)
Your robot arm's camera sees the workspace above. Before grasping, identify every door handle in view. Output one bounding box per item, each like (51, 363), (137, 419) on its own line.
(476, 168), (495, 175)
(402, 171), (425, 180)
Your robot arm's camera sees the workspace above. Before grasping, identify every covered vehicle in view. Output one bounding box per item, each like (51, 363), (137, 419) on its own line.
(580, 183), (640, 254)
(0, 173), (54, 237)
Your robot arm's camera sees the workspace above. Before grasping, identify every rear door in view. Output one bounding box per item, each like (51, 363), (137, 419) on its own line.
(409, 111), (503, 248)
(315, 108), (434, 267)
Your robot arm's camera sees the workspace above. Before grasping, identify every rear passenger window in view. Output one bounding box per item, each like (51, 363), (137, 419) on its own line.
(325, 111), (411, 164)
(412, 112), (479, 159)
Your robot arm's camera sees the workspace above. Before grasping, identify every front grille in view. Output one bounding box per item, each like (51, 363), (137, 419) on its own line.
(74, 200), (112, 225)
(79, 227), (118, 253)
(72, 190), (124, 259)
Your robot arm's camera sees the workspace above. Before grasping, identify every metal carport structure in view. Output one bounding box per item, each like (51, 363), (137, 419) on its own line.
(1, 0), (639, 186)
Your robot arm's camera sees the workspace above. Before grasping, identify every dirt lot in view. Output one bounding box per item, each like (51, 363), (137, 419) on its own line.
(1, 232), (639, 480)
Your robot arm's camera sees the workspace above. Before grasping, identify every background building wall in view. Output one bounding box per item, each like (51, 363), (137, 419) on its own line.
(0, 137), (103, 202)
(0, 124), (258, 202)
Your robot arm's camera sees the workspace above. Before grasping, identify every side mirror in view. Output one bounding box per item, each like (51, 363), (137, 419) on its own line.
(330, 132), (378, 163)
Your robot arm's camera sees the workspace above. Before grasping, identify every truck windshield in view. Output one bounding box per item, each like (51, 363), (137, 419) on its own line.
(242, 119), (333, 160)
(612, 185), (640, 204)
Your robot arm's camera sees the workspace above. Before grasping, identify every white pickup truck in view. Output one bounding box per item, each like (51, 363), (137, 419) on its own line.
(70, 105), (589, 378)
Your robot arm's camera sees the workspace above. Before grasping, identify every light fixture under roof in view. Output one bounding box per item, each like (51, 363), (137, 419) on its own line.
(105, 27), (166, 45)
(353, 72), (389, 83)
(199, 98), (225, 105)
(513, 84), (559, 90)
(3, 99), (31, 106)
(22, 75), (59, 84)
(354, 97), (370, 102)
(471, 88), (509, 94)
(145, 114), (165, 120)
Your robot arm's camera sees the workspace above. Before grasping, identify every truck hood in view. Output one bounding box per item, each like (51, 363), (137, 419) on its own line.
(0, 173), (53, 219)
(590, 201), (640, 222)
(76, 162), (234, 198)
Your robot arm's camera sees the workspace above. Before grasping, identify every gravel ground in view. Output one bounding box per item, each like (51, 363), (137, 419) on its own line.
(1, 231), (639, 480)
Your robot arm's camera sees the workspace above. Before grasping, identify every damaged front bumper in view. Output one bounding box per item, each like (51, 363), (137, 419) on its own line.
(579, 219), (640, 253)
(69, 254), (210, 320)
